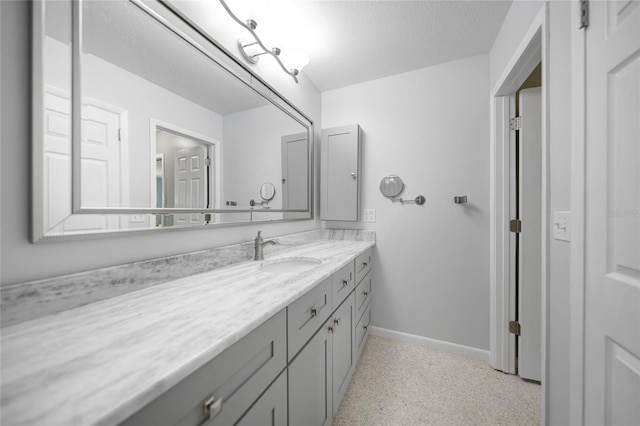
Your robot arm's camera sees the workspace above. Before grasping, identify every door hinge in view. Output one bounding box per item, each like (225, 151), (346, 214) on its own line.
(205, 158), (211, 167)
(579, 0), (589, 29)
(510, 116), (522, 131)
(509, 321), (521, 336)
(510, 219), (522, 233)
(118, 128), (122, 141)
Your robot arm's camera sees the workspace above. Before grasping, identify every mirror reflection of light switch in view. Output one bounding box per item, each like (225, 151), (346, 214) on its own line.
(363, 209), (376, 223)
(553, 211), (571, 242)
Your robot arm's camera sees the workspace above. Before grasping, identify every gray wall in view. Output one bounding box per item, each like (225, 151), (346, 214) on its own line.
(322, 55), (491, 351)
(0, 1), (321, 285)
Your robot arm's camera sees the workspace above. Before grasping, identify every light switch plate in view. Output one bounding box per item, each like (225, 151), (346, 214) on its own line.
(553, 211), (571, 242)
(363, 209), (376, 223)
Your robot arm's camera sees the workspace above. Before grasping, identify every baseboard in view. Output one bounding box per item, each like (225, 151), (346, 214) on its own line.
(369, 326), (490, 362)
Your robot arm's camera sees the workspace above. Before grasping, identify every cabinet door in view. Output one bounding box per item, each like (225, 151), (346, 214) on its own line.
(355, 270), (372, 325)
(288, 320), (333, 426)
(236, 370), (287, 426)
(355, 301), (372, 358)
(320, 124), (360, 221)
(332, 293), (355, 416)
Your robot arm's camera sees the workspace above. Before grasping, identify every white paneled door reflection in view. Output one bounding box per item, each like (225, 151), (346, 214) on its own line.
(174, 145), (207, 226)
(43, 88), (127, 234)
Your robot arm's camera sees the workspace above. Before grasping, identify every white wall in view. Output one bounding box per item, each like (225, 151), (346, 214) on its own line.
(489, 1), (573, 424)
(322, 55), (491, 351)
(0, 1), (320, 285)
(489, 0), (545, 90)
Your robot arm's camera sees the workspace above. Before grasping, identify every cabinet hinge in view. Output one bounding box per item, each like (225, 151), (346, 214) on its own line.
(509, 116), (522, 131)
(118, 128), (122, 141)
(205, 158), (211, 167)
(579, 0), (589, 29)
(509, 321), (521, 336)
(510, 219), (522, 233)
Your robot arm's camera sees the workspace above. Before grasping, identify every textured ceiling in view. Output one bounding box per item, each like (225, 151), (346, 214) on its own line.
(54, 1), (512, 100)
(263, 0), (513, 91)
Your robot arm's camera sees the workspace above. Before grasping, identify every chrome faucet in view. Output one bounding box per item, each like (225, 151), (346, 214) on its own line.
(254, 231), (278, 261)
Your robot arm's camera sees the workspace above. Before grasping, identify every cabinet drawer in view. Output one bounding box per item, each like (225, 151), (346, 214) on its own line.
(355, 270), (372, 323)
(355, 301), (372, 358)
(287, 277), (332, 361)
(355, 248), (372, 285)
(121, 309), (286, 426)
(332, 262), (355, 310)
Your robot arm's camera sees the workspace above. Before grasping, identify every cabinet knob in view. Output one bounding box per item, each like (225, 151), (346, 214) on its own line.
(334, 318), (341, 326)
(328, 326), (335, 333)
(203, 395), (223, 422)
(363, 291), (369, 297)
(351, 172), (357, 179)
(362, 262), (368, 267)
(363, 324), (369, 331)
(342, 279), (349, 287)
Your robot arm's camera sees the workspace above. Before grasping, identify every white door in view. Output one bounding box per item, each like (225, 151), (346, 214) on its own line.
(282, 132), (308, 218)
(174, 145), (207, 225)
(518, 87), (542, 382)
(584, 1), (640, 424)
(43, 90), (124, 233)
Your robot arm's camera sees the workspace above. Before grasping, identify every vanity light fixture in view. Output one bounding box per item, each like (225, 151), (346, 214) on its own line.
(219, 0), (308, 83)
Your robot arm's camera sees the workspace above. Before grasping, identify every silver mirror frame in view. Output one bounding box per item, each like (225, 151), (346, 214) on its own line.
(32, 0), (314, 242)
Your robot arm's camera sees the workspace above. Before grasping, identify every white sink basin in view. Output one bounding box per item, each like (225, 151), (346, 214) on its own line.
(260, 257), (322, 274)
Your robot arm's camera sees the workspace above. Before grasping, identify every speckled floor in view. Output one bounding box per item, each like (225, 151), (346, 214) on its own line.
(334, 335), (541, 426)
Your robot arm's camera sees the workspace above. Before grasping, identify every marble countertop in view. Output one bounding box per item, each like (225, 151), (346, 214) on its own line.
(1, 239), (374, 426)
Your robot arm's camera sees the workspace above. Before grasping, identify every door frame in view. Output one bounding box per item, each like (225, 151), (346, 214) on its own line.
(149, 118), (222, 213)
(489, 3), (549, 420)
(568, 0), (586, 423)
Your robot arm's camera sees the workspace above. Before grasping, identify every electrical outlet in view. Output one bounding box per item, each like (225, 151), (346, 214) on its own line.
(129, 215), (146, 224)
(553, 211), (571, 242)
(363, 209), (376, 223)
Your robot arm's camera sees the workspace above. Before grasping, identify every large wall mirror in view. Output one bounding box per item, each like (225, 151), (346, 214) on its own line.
(33, 0), (313, 242)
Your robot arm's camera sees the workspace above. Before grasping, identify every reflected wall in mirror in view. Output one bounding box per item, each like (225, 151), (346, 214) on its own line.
(34, 0), (313, 241)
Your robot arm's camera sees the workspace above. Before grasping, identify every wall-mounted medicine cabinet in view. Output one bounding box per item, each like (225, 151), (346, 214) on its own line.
(320, 124), (361, 221)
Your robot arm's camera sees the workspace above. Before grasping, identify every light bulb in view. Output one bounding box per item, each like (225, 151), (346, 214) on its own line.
(279, 49), (309, 74)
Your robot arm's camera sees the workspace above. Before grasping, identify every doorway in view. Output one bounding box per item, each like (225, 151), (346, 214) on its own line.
(488, 6), (548, 405)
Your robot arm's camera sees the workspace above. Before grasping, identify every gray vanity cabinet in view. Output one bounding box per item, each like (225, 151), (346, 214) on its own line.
(331, 293), (356, 416)
(120, 248), (373, 426)
(288, 318), (334, 426)
(320, 124), (361, 221)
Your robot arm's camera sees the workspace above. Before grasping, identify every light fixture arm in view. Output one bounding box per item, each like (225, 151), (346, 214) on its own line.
(219, 0), (300, 83)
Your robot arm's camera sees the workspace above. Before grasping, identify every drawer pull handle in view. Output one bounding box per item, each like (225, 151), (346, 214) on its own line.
(334, 318), (341, 326)
(342, 279), (349, 287)
(203, 395), (223, 422)
(363, 291), (369, 297)
(311, 306), (323, 318)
